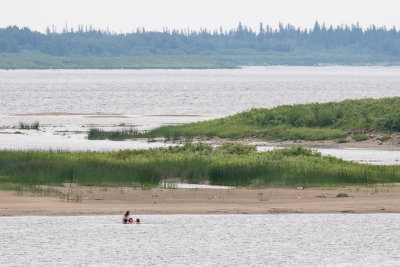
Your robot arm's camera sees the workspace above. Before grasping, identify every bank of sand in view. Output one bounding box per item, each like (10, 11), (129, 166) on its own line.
(2, 185), (400, 216)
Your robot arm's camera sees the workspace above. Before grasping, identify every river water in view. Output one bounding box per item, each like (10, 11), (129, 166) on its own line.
(0, 67), (399, 163)
(1, 214), (400, 266)
(2, 67), (400, 117)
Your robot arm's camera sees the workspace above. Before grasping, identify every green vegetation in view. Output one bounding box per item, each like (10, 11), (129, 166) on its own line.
(0, 51), (237, 69)
(88, 128), (139, 141)
(378, 135), (391, 142)
(0, 150), (159, 188)
(352, 134), (368, 142)
(18, 121), (39, 130)
(89, 98), (400, 141)
(1, 23), (400, 68)
(1, 51), (399, 69)
(1, 144), (400, 190)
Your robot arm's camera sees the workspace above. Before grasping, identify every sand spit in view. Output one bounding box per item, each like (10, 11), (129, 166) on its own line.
(13, 112), (126, 117)
(144, 114), (204, 117)
(84, 115), (130, 118)
(2, 185), (400, 216)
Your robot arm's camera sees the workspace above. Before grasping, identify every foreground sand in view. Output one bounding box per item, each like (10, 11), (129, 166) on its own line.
(2, 185), (400, 216)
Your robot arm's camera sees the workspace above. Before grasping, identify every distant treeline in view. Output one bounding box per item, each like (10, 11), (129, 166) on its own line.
(1, 22), (400, 57)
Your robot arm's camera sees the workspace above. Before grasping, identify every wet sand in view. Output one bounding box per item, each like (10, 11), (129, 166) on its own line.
(2, 185), (400, 216)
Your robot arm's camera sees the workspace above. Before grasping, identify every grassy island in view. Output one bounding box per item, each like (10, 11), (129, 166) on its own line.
(88, 97), (400, 141)
(1, 144), (400, 192)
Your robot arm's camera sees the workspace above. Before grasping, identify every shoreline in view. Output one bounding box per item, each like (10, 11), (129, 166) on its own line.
(1, 134), (399, 159)
(203, 138), (400, 151)
(0, 135), (399, 151)
(2, 185), (400, 216)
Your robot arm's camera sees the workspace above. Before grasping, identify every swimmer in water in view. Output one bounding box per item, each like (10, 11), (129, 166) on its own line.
(122, 211), (140, 224)
(122, 211), (131, 224)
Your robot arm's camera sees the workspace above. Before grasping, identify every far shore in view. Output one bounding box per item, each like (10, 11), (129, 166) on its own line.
(2, 185), (400, 216)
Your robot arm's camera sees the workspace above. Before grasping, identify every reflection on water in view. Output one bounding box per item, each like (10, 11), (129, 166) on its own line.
(1, 214), (400, 266)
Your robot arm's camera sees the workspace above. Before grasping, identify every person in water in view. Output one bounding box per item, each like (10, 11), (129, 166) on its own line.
(122, 211), (131, 224)
(122, 211), (140, 224)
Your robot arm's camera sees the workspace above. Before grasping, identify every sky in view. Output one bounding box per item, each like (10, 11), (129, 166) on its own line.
(0, 0), (399, 33)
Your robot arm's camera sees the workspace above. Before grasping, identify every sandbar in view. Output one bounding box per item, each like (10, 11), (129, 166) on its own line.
(1, 185), (400, 216)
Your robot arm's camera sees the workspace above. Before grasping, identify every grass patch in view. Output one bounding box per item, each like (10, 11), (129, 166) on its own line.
(88, 128), (140, 141)
(88, 98), (400, 141)
(378, 135), (391, 142)
(1, 143), (400, 189)
(1, 48), (400, 69)
(352, 134), (368, 141)
(18, 121), (39, 130)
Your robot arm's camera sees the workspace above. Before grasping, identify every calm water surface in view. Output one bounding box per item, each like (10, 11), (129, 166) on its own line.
(1, 67), (400, 118)
(1, 214), (400, 266)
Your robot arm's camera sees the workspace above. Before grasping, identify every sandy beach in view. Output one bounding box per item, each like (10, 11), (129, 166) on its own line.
(2, 185), (400, 216)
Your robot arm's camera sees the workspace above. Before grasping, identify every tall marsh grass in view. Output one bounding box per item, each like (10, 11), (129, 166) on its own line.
(18, 121), (39, 130)
(0, 144), (400, 189)
(88, 128), (140, 140)
(0, 150), (159, 188)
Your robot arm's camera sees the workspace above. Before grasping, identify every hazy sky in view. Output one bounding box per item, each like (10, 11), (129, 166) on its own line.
(1, 0), (399, 33)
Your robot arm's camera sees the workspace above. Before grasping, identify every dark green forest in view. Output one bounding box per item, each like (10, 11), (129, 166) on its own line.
(1, 22), (400, 68)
